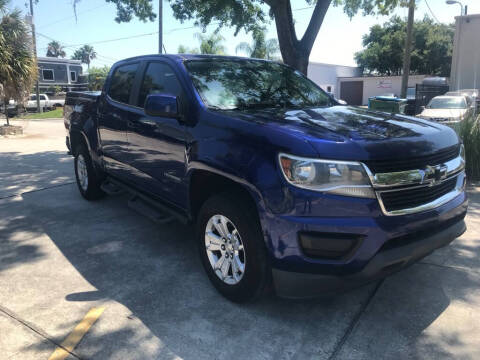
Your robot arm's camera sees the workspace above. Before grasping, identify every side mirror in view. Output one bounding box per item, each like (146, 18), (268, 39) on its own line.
(144, 94), (179, 118)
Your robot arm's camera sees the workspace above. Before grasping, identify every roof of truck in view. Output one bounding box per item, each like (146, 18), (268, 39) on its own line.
(114, 53), (273, 64)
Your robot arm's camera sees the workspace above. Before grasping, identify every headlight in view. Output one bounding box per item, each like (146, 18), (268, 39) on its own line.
(278, 154), (375, 198)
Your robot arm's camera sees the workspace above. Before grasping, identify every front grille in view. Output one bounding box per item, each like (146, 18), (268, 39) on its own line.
(379, 176), (457, 213)
(365, 145), (459, 173)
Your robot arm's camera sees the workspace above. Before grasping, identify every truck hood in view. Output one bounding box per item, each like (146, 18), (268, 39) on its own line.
(224, 105), (459, 161)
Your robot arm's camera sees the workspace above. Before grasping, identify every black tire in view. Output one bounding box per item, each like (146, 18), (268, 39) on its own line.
(196, 192), (270, 303)
(74, 143), (105, 200)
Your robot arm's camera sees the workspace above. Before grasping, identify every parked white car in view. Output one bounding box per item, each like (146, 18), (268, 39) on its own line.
(419, 95), (474, 123)
(25, 94), (65, 111)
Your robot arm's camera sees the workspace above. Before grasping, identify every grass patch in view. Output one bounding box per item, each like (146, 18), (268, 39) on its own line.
(14, 107), (63, 119)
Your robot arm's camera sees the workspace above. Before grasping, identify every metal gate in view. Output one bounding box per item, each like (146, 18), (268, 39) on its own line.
(414, 84), (449, 114)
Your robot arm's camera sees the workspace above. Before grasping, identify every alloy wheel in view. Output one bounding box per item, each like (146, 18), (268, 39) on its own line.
(76, 154), (89, 192)
(205, 214), (246, 285)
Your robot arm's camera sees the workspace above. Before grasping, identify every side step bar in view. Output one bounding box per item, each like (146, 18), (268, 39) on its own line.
(101, 180), (124, 196)
(128, 196), (175, 224)
(101, 176), (189, 224)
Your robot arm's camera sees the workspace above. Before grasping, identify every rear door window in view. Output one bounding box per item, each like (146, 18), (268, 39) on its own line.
(137, 62), (182, 107)
(108, 63), (139, 105)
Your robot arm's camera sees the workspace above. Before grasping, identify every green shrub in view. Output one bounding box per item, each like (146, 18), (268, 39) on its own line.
(449, 114), (480, 181)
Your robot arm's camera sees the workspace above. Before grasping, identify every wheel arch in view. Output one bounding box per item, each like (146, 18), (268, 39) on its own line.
(187, 168), (264, 223)
(70, 130), (104, 177)
(70, 130), (90, 155)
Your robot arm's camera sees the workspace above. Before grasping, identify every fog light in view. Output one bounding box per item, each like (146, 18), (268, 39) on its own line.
(298, 232), (364, 260)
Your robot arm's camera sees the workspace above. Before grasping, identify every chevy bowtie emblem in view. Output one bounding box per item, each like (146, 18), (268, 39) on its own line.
(423, 164), (448, 186)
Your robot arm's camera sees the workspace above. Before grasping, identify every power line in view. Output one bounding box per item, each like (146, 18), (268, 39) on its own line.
(37, 31), (158, 51)
(35, 4), (316, 58)
(424, 0), (441, 23)
(37, 4), (109, 29)
(64, 31), (158, 48)
(96, 53), (118, 62)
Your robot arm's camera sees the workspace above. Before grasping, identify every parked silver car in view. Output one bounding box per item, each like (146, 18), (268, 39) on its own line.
(419, 95), (474, 123)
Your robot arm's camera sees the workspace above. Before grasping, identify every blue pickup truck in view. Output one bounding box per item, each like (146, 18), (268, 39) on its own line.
(64, 55), (468, 302)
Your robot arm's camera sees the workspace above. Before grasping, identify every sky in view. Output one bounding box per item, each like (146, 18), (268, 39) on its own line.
(8, 0), (480, 71)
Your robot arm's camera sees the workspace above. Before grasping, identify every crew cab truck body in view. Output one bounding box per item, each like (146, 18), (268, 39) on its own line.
(64, 55), (468, 301)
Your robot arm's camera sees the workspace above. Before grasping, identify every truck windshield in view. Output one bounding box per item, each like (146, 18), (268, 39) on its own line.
(185, 59), (333, 110)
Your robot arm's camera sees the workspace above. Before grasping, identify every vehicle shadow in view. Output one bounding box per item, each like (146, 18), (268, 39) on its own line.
(6, 184), (480, 359)
(0, 151), (73, 199)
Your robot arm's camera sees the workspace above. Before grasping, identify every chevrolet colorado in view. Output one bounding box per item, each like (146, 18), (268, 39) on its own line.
(64, 55), (468, 302)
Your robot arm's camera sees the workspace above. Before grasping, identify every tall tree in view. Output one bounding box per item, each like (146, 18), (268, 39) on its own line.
(72, 45), (97, 70)
(72, 0), (156, 23)
(168, 0), (406, 74)
(235, 27), (280, 60)
(87, 65), (110, 90)
(64, 0), (406, 74)
(46, 40), (66, 58)
(355, 16), (454, 76)
(195, 33), (226, 55)
(177, 44), (199, 54)
(0, 0), (37, 125)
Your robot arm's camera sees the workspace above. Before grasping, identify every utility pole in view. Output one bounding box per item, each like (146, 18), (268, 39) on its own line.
(29, 0), (42, 113)
(401, 0), (415, 99)
(158, 0), (163, 54)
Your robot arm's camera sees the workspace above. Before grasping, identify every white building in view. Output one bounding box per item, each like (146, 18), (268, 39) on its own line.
(307, 62), (362, 95)
(450, 14), (480, 91)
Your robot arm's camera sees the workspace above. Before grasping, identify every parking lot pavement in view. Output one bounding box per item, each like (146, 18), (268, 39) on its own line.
(0, 119), (73, 199)
(1, 120), (480, 359)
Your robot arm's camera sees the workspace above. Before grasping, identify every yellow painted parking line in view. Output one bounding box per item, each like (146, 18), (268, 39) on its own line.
(48, 307), (105, 360)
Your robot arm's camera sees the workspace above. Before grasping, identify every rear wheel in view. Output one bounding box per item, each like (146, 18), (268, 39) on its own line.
(196, 193), (269, 302)
(74, 144), (105, 200)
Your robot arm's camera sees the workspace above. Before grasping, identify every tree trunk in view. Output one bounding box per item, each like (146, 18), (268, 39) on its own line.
(4, 101), (10, 126)
(283, 52), (310, 74)
(269, 0), (331, 75)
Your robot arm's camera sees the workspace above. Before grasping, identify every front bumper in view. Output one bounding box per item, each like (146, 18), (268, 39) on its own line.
(260, 170), (468, 298)
(273, 218), (466, 298)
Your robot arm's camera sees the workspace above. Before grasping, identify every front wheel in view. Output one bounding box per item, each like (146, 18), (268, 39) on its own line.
(74, 144), (105, 200)
(197, 193), (269, 302)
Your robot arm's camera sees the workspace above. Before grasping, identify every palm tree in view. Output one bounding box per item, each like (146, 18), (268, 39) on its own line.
(72, 45), (97, 70)
(46, 40), (66, 58)
(195, 33), (226, 55)
(177, 44), (199, 54)
(235, 28), (280, 60)
(0, 0), (37, 125)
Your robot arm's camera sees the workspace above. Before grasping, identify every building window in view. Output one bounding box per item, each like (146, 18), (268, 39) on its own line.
(42, 69), (54, 81)
(70, 71), (77, 82)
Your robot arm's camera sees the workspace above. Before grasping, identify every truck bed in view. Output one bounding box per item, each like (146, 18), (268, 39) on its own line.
(65, 91), (101, 105)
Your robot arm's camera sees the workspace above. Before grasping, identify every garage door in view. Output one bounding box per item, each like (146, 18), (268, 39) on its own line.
(340, 81), (363, 105)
